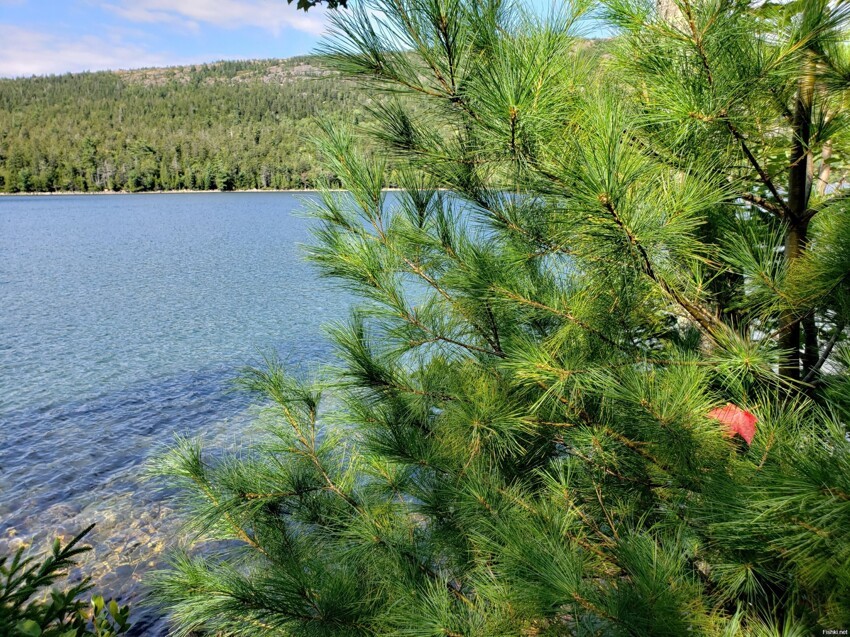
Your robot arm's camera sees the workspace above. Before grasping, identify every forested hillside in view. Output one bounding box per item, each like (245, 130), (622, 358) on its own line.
(0, 57), (375, 193)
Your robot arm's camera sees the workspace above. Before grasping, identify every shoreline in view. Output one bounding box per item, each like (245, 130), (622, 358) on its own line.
(0, 188), (406, 197)
(0, 188), (331, 197)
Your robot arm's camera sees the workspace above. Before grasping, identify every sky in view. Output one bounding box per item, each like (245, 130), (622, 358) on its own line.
(0, 0), (606, 78)
(0, 0), (333, 77)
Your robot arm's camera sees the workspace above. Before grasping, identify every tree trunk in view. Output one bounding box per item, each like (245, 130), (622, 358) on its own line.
(803, 314), (818, 378)
(802, 149), (819, 377)
(780, 57), (815, 380)
(817, 140), (833, 197)
(779, 224), (804, 379)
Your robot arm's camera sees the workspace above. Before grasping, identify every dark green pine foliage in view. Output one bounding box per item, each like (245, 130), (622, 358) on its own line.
(1, 525), (132, 636)
(0, 58), (376, 193)
(286, 0), (348, 9)
(150, 1), (850, 635)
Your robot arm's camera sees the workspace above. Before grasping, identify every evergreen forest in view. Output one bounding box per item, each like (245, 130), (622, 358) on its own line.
(0, 57), (375, 193)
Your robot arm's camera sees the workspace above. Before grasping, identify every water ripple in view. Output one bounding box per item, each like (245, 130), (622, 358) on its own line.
(0, 193), (355, 635)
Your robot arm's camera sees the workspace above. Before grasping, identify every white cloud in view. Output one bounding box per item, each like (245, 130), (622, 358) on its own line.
(101, 0), (327, 36)
(0, 24), (176, 77)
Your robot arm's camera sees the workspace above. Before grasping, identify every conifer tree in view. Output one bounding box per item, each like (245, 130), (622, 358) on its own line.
(151, 1), (850, 635)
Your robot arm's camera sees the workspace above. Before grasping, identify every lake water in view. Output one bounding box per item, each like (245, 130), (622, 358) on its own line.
(0, 192), (354, 634)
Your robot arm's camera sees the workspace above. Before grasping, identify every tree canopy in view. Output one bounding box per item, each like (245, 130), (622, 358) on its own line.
(286, 0), (348, 10)
(0, 58), (374, 193)
(150, 1), (850, 635)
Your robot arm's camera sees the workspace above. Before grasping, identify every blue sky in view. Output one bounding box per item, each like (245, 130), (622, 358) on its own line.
(0, 0), (333, 77)
(0, 0), (606, 78)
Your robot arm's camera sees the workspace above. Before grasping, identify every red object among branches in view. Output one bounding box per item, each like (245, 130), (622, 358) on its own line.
(709, 404), (757, 444)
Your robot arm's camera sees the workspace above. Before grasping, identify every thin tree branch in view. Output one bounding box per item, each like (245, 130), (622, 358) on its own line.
(496, 287), (634, 353)
(678, 0), (792, 219)
(802, 319), (846, 383)
(738, 192), (786, 217)
(600, 196), (722, 334)
(398, 254), (504, 355)
(723, 119), (793, 219)
(401, 307), (505, 357)
(769, 270), (850, 340)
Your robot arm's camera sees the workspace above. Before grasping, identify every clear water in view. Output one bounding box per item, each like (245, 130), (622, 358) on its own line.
(0, 192), (354, 634)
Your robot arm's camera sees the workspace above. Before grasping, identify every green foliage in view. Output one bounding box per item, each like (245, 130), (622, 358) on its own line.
(0, 58), (375, 193)
(150, 1), (850, 635)
(286, 0), (348, 9)
(0, 525), (131, 637)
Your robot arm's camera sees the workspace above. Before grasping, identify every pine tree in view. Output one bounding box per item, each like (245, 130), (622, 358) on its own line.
(150, 1), (850, 635)
(1, 525), (132, 636)
(0, 57), (377, 193)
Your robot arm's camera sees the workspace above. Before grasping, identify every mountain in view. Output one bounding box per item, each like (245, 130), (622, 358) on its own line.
(0, 57), (373, 193)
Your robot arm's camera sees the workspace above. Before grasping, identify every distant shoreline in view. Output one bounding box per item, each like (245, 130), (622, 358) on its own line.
(0, 188), (338, 197)
(0, 188), (412, 197)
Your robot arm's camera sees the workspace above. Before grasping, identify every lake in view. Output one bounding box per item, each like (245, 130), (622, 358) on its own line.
(0, 192), (354, 634)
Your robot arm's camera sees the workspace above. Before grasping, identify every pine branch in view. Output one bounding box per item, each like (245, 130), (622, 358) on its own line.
(738, 192), (786, 217)
(278, 400), (359, 509)
(599, 195), (722, 334)
(769, 269), (850, 340)
(399, 305), (505, 358)
(801, 319), (846, 383)
(723, 118), (793, 219)
(496, 287), (635, 353)
(678, 0), (792, 219)
(396, 254), (504, 356)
